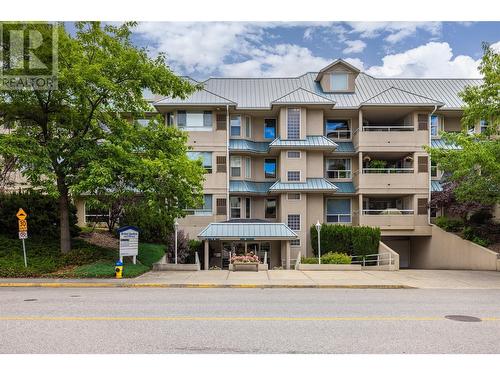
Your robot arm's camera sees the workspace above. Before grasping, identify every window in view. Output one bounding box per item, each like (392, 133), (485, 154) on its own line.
(177, 111), (212, 129)
(417, 114), (428, 131)
(287, 193), (301, 200)
(480, 119), (489, 134)
(187, 151), (212, 173)
(264, 159), (277, 178)
(430, 115), (441, 136)
(264, 119), (276, 139)
(265, 198), (277, 219)
(287, 214), (300, 231)
(216, 156), (227, 173)
(417, 198), (428, 215)
(216, 114), (226, 130)
(216, 198), (227, 215)
(244, 157), (251, 179)
(287, 171), (300, 182)
(230, 156), (241, 177)
(325, 119), (350, 139)
(230, 197), (241, 218)
(136, 118), (150, 127)
(418, 156), (428, 173)
(290, 239), (300, 246)
(230, 115), (241, 136)
(186, 194), (212, 216)
(245, 117), (251, 137)
(326, 158), (351, 179)
(287, 108), (300, 139)
(326, 199), (351, 223)
(430, 160), (438, 178)
(85, 203), (109, 223)
(287, 151), (301, 158)
(245, 198), (251, 219)
(330, 73), (348, 91)
(166, 113), (174, 126)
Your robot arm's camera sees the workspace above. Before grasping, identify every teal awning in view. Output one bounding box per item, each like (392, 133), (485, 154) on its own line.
(333, 142), (355, 153)
(229, 180), (274, 194)
(431, 139), (461, 150)
(229, 139), (270, 154)
(269, 136), (337, 150)
(269, 178), (338, 192)
(431, 180), (443, 192)
(198, 222), (298, 240)
(331, 182), (356, 193)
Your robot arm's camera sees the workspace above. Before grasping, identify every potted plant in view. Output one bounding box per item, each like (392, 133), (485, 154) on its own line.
(230, 251), (261, 271)
(368, 159), (387, 172)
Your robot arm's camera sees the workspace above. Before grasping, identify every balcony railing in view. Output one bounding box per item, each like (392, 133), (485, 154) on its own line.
(362, 209), (414, 215)
(184, 209), (213, 216)
(362, 168), (414, 174)
(326, 214), (352, 223)
(362, 125), (414, 132)
(326, 170), (352, 179)
(326, 130), (351, 139)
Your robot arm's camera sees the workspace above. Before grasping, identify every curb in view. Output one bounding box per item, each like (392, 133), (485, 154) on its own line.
(0, 282), (415, 289)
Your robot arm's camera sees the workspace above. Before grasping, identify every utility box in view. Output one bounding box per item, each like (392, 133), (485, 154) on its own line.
(117, 226), (139, 264)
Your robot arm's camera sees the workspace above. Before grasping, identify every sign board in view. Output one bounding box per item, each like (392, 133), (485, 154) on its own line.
(16, 208), (27, 220)
(117, 226), (139, 264)
(19, 231), (28, 239)
(18, 219), (28, 232)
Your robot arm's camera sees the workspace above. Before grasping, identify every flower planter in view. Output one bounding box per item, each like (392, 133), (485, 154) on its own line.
(231, 262), (260, 272)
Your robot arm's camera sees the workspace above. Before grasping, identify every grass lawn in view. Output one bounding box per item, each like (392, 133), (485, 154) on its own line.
(0, 235), (165, 278)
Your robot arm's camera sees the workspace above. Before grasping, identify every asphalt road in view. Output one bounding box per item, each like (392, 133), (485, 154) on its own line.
(1, 287), (500, 354)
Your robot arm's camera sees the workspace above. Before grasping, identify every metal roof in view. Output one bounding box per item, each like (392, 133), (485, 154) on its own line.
(198, 222), (298, 240)
(229, 180), (274, 194)
(431, 138), (461, 149)
(154, 88), (235, 106)
(272, 87), (335, 105)
(360, 87), (444, 106)
(332, 142), (355, 153)
(431, 180), (443, 192)
(269, 136), (338, 149)
(269, 178), (338, 192)
(330, 182), (356, 193)
(229, 139), (270, 153)
(154, 71), (481, 110)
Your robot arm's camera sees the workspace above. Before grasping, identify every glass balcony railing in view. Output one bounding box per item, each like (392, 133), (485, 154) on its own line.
(326, 170), (352, 179)
(362, 209), (414, 215)
(362, 124), (414, 132)
(362, 168), (414, 174)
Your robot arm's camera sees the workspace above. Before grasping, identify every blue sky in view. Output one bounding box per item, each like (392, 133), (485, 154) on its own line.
(72, 22), (500, 80)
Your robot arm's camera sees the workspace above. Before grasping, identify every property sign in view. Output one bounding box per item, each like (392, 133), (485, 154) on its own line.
(117, 226), (139, 264)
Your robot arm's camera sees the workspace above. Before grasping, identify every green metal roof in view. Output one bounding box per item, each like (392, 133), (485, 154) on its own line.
(269, 136), (337, 149)
(331, 182), (356, 193)
(198, 222), (298, 240)
(361, 87), (444, 106)
(229, 139), (270, 153)
(333, 142), (355, 153)
(431, 138), (461, 150)
(272, 87), (335, 105)
(431, 180), (443, 192)
(269, 178), (338, 192)
(230, 180), (274, 194)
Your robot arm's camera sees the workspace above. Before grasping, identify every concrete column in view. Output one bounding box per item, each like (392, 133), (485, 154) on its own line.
(358, 194), (363, 225)
(285, 240), (291, 270)
(204, 240), (209, 270)
(358, 109), (363, 132)
(244, 242), (248, 255)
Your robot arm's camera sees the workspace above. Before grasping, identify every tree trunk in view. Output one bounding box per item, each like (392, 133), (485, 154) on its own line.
(57, 177), (72, 254)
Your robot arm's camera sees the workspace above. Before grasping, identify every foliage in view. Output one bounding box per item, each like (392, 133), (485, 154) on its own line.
(166, 229), (191, 264)
(435, 216), (464, 232)
(463, 226), (491, 247)
(310, 224), (380, 257)
(368, 159), (387, 169)
(136, 243), (165, 268)
(301, 252), (351, 265)
(231, 253), (260, 264)
(0, 22), (202, 253)
(0, 192), (80, 239)
(119, 200), (170, 243)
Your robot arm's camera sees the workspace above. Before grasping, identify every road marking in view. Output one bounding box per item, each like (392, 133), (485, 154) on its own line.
(0, 316), (499, 322)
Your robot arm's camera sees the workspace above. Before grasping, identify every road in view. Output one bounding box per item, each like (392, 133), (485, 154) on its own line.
(1, 287), (499, 354)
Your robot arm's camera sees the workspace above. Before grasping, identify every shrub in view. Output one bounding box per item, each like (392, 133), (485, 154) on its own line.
(301, 257), (319, 264)
(320, 252), (351, 264)
(166, 229), (190, 264)
(119, 201), (169, 243)
(310, 224), (380, 257)
(435, 216), (463, 232)
(0, 192), (80, 239)
(463, 226), (474, 240)
(472, 236), (489, 247)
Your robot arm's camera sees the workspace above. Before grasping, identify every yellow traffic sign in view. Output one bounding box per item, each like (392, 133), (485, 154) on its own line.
(16, 208), (27, 220)
(18, 220), (28, 232)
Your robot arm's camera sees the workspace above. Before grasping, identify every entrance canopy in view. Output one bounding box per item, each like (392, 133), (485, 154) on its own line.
(198, 222), (298, 241)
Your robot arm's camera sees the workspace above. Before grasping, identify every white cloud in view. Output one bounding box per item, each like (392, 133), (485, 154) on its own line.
(490, 41), (500, 53)
(365, 42), (482, 78)
(343, 58), (365, 71)
(346, 22), (441, 44)
(342, 40), (366, 54)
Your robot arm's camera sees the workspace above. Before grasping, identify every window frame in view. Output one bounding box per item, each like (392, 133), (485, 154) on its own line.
(287, 170), (301, 182)
(324, 119), (351, 139)
(330, 73), (349, 91)
(325, 158), (352, 179)
(244, 157), (251, 179)
(287, 193), (301, 200)
(245, 197), (251, 219)
(230, 197), (241, 219)
(84, 202), (110, 224)
(187, 151), (213, 174)
(286, 108), (301, 140)
(185, 194), (213, 216)
(287, 214), (301, 231)
(264, 158), (277, 179)
(230, 156), (242, 177)
(230, 115), (242, 137)
(244, 116), (251, 138)
(176, 110), (212, 130)
(287, 151), (301, 159)
(325, 198), (352, 223)
(264, 118), (277, 140)
(264, 198), (277, 219)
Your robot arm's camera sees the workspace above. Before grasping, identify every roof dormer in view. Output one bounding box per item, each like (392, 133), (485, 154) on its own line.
(315, 59), (360, 93)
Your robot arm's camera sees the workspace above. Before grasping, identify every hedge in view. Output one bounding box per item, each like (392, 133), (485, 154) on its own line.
(301, 252), (351, 264)
(310, 224), (380, 257)
(0, 192), (80, 239)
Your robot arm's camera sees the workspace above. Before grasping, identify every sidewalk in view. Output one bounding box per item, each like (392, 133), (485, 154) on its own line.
(1, 269), (500, 289)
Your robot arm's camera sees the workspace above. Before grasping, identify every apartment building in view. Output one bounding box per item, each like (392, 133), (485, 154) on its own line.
(84, 59), (484, 269)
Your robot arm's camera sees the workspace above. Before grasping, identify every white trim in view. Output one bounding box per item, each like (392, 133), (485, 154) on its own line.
(244, 157), (251, 179)
(230, 156), (242, 177)
(229, 114), (242, 138)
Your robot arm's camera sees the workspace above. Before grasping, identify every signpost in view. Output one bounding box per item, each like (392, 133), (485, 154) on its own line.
(16, 208), (28, 267)
(117, 226), (139, 264)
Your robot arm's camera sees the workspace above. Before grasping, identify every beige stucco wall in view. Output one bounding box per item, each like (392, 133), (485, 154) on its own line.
(410, 225), (499, 271)
(306, 151), (324, 178)
(306, 109), (324, 135)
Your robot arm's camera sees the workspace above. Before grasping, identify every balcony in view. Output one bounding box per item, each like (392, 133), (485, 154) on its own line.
(360, 209), (415, 230)
(362, 124), (414, 132)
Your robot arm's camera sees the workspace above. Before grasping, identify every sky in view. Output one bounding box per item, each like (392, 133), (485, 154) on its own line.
(74, 22), (500, 80)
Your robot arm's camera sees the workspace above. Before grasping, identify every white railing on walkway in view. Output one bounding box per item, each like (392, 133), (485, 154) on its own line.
(362, 125), (414, 132)
(195, 252), (200, 265)
(294, 252), (301, 270)
(351, 252), (394, 267)
(263, 251), (268, 266)
(362, 209), (414, 215)
(362, 168), (414, 174)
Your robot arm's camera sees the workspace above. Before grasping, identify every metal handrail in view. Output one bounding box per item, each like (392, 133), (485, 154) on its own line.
(351, 253), (395, 266)
(263, 251), (268, 266)
(362, 209), (414, 215)
(363, 125), (414, 132)
(362, 168), (414, 174)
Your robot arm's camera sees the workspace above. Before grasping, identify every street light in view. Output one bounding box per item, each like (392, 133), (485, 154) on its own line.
(174, 220), (179, 264)
(315, 220), (321, 265)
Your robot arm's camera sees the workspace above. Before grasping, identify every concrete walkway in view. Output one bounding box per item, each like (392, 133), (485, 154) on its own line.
(1, 269), (500, 289)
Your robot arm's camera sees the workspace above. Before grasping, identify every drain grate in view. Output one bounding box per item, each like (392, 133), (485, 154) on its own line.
(23, 298), (37, 302)
(445, 315), (482, 322)
(70, 295), (81, 298)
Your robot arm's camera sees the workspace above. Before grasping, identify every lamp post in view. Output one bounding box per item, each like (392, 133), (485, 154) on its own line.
(315, 220), (321, 265)
(174, 220), (179, 264)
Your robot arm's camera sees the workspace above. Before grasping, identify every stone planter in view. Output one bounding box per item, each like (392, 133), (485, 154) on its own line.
(297, 264), (361, 271)
(229, 262), (268, 271)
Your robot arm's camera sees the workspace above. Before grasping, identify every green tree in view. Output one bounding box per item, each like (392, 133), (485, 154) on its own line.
(0, 22), (203, 252)
(427, 43), (500, 206)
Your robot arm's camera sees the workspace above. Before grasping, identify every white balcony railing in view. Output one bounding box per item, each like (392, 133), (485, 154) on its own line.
(362, 209), (414, 215)
(326, 214), (352, 223)
(184, 209), (213, 216)
(362, 168), (414, 174)
(362, 125), (414, 132)
(326, 130), (351, 139)
(326, 170), (352, 179)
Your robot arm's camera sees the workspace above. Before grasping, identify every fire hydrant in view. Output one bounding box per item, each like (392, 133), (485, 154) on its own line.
(115, 261), (123, 279)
